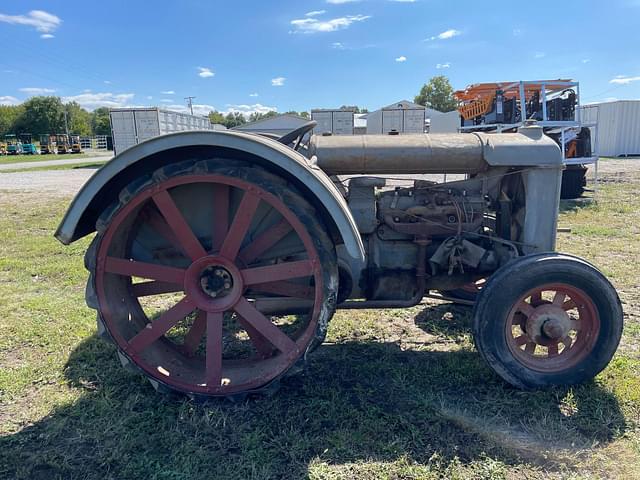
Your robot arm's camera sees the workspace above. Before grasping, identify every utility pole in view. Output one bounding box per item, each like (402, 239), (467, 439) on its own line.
(63, 108), (69, 136)
(184, 96), (196, 115)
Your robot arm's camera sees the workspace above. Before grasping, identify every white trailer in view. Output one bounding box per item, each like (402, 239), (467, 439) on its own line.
(109, 108), (213, 155)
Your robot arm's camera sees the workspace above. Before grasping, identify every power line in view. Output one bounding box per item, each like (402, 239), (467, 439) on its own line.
(184, 96), (196, 115)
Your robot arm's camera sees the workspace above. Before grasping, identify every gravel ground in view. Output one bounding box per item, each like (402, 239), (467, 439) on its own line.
(0, 153), (112, 171)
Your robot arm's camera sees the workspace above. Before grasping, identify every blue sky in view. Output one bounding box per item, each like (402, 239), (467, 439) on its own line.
(1, 0), (639, 116)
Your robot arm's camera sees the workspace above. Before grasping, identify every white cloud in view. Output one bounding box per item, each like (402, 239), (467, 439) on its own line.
(40, 33), (54, 39)
(436, 62), (451, 69)
(61, 92), (135, 111)
(197, 67), (215, 78)
(160, 99), (173, 103)
(534, 52), (546, 59)
(332, 42), (346, 49)
(0, 96), (20, 106)
(163, 103), (216, 116)
(426, 28), (461, 41)
(225, 103), (278, 116)
(513, 28), (522, 36)
(161, 90), (175, 95)
(249, 93), (259, 97)
(389, 0), (417, 2)
(19, 87), (56, 94)
(0, 10), (61, 36)
(326, 0), (360, 3)
(290, 14), (370, 33)
(610, 75), (640, 85)
(395, 55), (407, 62)
(104, 80), (112, 85)
(271, 77), (286, 87)
(582, 58), (590, 64)
(146, 96), (153, 100)
(305, 10), (326, 16)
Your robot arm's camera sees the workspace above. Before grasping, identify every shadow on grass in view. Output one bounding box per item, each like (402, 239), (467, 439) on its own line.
(0, 333), (627, 479)
(72, 163), (106, 170)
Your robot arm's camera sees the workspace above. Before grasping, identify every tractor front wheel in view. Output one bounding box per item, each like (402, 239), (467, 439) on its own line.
(472, 253), (623, 389)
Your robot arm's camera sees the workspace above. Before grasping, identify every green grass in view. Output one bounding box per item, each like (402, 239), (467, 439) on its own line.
(0, 153), (89, 165)
(1, 162), (106, 173)
(0, 166), (639, 479)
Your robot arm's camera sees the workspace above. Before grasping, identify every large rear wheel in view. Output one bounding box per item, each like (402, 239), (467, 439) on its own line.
(87, 159), (338, 399)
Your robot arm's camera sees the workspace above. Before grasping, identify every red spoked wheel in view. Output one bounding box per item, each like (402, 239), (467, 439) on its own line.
(90, 160), (337, 398)
(505, 284), (599, 372)
(472, 253), (623, 389)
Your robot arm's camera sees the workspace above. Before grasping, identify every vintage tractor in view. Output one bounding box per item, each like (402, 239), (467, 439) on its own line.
(56, 122), (623, 400)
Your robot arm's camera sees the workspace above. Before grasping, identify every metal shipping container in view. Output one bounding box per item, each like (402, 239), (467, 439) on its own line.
(366, 101), (426, 135)
(109, 107), (213, 155)
(580, 100), (640, 157)
(311, 110), (354, 135)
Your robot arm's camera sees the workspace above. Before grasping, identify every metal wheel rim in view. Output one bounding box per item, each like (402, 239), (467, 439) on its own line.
(505, 283), (600, 373)
(95, 173), (324, 395)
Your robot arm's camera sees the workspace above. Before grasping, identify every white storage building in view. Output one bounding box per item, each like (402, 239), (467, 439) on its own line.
(110, 108), (212, 155)
(233, 113), (311, 138)
(311, 109), (355, 135)
(366, 100), (426, 135)
(580, 100), (640, 157)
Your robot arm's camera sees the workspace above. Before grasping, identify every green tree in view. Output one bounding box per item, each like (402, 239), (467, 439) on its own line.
(249, 110), (278, 123)
(339, 105), (368, 114)
(0, 104), (25, 137)
(64, 101), (92, 135)
(13, 96), (64, 134)
(208, 110), (225, 125)
(91, 107), (111, 135)
(223, 112), (247, 128)
(414, 75), (457, 112)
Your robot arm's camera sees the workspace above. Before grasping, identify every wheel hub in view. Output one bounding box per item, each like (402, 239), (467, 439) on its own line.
(525, 304), (571, 345)
(200, 265), (234, 299)
(184, 255), (244, 312)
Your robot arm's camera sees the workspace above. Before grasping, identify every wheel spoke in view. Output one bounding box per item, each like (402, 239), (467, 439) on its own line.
(219, 191), (260, 261)
(242, 260), (315, 286)
(131, 280), (183, 297)
(182, 309), (207, 357)
(211, 184), (229, 252)
(525, 342), (537, 355)
(562, 299), (577, 311)
(548, 343), (559, 357)
(235, 314), (275, 359)
(568, 319), (581, 331)
(517, 301), (535, 318)
(239, 219), (293, 264)
(153, 190), (207, 261)
(552, 291), (566, 307)
(205, 311), (223, 388)
(560, 336), (573, 352)
(233, 297), (298, 355)
(249, 281), (315, 300)
(105, 257), (185, 284)
(128, 297), (195, 354)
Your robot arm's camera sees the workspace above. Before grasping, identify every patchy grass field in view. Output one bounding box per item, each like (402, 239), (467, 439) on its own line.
(0, 160), (638, 479)
(0, 153), (88, 165)
(0, 162), (106, 174)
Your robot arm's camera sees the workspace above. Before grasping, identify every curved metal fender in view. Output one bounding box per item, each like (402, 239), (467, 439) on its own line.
(54, 130), (365, 262)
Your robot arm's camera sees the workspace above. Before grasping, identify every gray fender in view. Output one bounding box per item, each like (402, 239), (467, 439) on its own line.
(54, 130), (365, 262)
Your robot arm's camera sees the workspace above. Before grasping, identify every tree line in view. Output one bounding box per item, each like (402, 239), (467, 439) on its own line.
(0, 96), (111, 138)
(0, 76), (457, 137)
